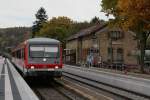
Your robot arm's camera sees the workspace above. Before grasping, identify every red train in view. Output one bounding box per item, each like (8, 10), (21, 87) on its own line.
(11, 37), (63, 77)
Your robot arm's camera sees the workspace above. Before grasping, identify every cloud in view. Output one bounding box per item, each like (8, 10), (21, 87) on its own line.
(0, 0), (109, 28)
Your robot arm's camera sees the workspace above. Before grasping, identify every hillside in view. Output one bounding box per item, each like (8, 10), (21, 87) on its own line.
(0, 27), (31, 52)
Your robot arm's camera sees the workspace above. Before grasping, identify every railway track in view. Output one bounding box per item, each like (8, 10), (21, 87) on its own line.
(63, 71), (150, 100)
(62, 75), (123, 100)
(11, 60), (109, 100)
(26, 77), (89, 100)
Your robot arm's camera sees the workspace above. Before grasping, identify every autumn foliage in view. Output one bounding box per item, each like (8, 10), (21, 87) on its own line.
(101, 0), (150, 73)
(117, 0), (150, 30)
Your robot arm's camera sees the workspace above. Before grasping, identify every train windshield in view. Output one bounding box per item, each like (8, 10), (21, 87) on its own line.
(29, 45), (59, 58)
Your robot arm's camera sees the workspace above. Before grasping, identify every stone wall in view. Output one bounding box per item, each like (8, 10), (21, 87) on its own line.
(96, 29), (138, 65)
(66, 27), (138, 66)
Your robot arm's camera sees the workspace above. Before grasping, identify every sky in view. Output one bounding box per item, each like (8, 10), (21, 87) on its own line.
(0, 0), (111, 28)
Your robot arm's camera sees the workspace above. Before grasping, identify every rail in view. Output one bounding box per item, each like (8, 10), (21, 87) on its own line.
(63, 65), (150, 100)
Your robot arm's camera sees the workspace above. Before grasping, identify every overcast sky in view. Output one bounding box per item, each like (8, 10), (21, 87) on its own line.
(0, 0), (111, 28)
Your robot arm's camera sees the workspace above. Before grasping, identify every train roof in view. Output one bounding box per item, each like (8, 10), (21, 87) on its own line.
(12, 38), (60, 52)
(26, 37), (60, 44)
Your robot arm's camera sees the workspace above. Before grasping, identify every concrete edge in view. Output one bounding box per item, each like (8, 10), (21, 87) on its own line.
(6, 59), (39, 100)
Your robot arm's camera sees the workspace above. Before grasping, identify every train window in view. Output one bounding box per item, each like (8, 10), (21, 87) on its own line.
(22, 49), (24, 59)
(45, 47), (58, 57)
(24, 48), (26, 60)
(14, 52), (16, 57)
(29, 45), (59, 58)
(12, 52), (15, 57)
(30, 46), (44, 58)
(30, 47), (44, 51)
(14, 52), (16, 58)
(16, 51), (18, 58)
(16, 50), (21, 58)
(45, 47), (58, 52)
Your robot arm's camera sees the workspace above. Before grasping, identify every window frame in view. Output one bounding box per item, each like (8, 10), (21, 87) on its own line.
(109, 31), (123, 40)
(29, 44), (60, 58)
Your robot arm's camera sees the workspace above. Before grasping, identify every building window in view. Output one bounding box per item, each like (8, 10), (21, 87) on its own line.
(108, 47), (113, 61)
(109, 31), (123, 40)
(116, 48), (123, 62)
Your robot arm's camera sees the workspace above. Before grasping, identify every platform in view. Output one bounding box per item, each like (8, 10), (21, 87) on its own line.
(64, 64), (150, 98)
(0, 57), (39, 100)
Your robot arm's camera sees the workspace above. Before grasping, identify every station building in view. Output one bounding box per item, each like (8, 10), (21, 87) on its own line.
(65, 23), (139, 67)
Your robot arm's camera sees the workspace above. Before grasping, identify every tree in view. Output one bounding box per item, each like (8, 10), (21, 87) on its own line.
(90, 16), (105, 25)
(90, 16), (100, 24)
(37, 16), (73, 41)
(0, 27), (31, 52)
(71, 21), (92, 35)
(36, 16), (94, 49)
(101, 0), (150, 73)
(36, 16), (74, 48)
(101, 0), (118, 16)
(32, 7), (48, 38)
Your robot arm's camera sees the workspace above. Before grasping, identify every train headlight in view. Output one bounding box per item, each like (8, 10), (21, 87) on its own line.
(43, 58), (47, 62)
(31, 66), (34, 69)
(55, 66), (59, 69)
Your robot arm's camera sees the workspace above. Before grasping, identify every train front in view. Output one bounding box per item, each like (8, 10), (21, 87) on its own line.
(26, 38), (63, 77)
